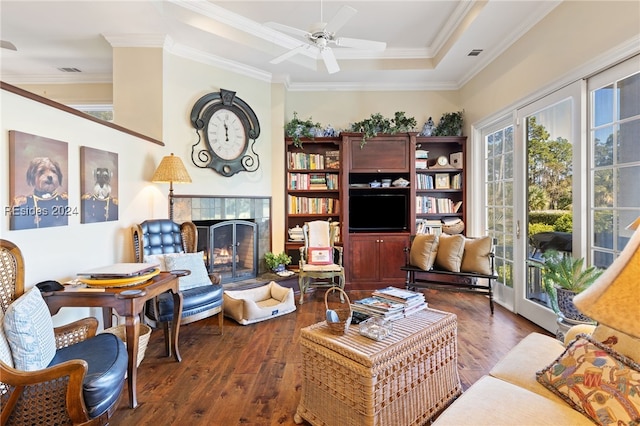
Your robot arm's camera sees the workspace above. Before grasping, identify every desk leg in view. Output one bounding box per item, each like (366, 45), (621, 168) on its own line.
(124, 315), (141, 408)
(171, 290), (183, 362)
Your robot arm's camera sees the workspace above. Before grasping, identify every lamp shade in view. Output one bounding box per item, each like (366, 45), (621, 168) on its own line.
(573, 218), (640, 338)
(151, 153), (192, 184)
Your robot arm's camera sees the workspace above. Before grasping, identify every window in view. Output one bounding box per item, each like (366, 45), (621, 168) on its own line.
(588, 57), (640, 267)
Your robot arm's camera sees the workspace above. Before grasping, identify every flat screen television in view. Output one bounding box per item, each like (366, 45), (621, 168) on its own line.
(349, 193), (408, 232)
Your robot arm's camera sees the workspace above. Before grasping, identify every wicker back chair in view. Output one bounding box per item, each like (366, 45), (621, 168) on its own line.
(131, 219), (224, 354)
(0, 239), (127, 425)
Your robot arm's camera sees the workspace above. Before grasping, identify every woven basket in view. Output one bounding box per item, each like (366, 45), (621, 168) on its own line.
(103, 323), (152, 367)
(324, 287), (352, 335)
(443, 220), (465, 235)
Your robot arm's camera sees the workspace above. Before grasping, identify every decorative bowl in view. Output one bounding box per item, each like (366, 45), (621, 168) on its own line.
(369, 181), (381, 188)
(392, 177), (409, 187)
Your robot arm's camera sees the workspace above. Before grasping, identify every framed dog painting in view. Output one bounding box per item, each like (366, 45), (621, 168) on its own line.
(80, 147), (119, 223)
(8, 131), (71, 230)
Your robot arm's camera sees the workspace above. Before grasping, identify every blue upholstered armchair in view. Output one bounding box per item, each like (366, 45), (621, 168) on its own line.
(132, 220), (223, 354)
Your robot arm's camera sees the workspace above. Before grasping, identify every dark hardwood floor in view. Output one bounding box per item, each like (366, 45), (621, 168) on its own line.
(111, 287), (550, 425)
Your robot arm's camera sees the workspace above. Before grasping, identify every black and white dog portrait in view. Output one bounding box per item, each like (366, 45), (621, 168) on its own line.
(80, 147), (119, 224)
(11, 156), (69, 229)
(92, 167), (112, 199)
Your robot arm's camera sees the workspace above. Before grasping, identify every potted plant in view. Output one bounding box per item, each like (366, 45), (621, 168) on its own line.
(539, 250), (603, 323)
(284, 112), (322, 148)
(265, 251), (292, 273)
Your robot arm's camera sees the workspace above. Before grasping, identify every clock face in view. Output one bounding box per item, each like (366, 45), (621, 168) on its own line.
(207, 109), (247, 161)
(437, 155), (449, 166)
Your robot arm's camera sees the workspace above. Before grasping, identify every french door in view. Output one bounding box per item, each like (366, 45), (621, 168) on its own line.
(482, 81), (584, 332)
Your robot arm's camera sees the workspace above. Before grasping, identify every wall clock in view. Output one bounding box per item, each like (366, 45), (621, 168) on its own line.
(190, 88), (260, 177)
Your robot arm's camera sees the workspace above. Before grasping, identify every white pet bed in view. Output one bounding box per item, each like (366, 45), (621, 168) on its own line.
(223, 281), (296, 325)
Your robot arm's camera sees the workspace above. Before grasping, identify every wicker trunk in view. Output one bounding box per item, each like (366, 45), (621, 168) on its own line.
(295, 308), (461, 426)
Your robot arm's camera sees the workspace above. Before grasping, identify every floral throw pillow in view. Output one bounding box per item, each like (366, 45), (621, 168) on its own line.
(536, 334), (640, 425)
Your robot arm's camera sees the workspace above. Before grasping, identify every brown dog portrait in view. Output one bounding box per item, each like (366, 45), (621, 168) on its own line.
(26, 157), (64, 198)
(11, 156), (69, 229)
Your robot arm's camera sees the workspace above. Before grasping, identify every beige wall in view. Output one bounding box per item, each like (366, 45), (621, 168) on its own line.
(460, 0), (640, 128)
(113, 47), (164, 140)
(17, 82), (112, 105)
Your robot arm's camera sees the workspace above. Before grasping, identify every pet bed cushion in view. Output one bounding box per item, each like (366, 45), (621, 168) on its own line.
(223, 281), (296, 325)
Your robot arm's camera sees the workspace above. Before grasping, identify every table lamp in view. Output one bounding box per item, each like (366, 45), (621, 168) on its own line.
(573, 217), (640, 338)
(151, 153), (192, 220)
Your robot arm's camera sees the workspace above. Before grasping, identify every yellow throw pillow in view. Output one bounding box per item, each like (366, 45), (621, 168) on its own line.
(461, 236), (493, 275)
(435, 234), (465, 272)
(536, 334), (640, 426)
(592, 324), (640, 363)
(409, 234), (439, 270)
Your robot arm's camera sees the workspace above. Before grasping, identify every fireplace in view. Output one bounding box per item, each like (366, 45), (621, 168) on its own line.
(195, 220), (258, 283)
(173, 195), (271, 279)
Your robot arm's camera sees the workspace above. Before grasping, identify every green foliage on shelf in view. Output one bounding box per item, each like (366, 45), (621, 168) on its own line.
(349, 112), (417, 147)
(433, 111), (464, 136)
(284, 112), (322, 148)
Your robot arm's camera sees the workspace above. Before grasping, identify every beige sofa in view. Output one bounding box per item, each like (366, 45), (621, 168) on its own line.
(433, 323), (640, 426)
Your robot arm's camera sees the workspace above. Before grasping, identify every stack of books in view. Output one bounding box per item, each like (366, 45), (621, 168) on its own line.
(351, 296), (405, 321)
(372, 286), (428, 317)
(351, 287), (428, 320)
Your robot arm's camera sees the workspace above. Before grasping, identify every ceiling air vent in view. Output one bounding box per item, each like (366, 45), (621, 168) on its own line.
(57, 67), (82, 72)
(467, 49), (483, 57)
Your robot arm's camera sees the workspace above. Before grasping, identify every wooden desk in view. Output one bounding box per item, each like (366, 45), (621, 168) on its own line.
(42, 272), (183, 409)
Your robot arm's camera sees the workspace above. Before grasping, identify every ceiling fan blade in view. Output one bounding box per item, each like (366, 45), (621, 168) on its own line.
(1, 40), (17, 51)
(324, 5), (357, 34)
(334, 37), (386, 51)
(264, 21), (310, 39)
(320, 47), (340, 74)
(270, 44), (309, 64)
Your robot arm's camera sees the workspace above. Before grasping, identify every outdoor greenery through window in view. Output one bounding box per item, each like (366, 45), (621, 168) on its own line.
(485, 123), (514, 288)
(589, 62), (640, 268)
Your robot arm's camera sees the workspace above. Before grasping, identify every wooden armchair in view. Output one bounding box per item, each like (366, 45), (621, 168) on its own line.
(0, 239), (127, 425)
(132, 219), (224, 353)
(298, 220), (345, 304)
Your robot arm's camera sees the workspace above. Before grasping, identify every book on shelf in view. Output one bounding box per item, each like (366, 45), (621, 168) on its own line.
(453, 201), (463, 213)
(415, 159), (428, 169)
(325, 150), (340, 169)
(416, 219), (442, 235)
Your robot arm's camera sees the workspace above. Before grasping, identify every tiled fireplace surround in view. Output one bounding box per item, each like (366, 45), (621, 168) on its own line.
(173, 196), (272, 278)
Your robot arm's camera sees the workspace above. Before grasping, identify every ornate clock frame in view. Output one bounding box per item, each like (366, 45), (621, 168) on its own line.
(190, 88), (260, 177)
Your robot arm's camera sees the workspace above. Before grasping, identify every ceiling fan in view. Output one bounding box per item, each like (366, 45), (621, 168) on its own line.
(265, 3), (386, 74)
(1, 40), (17, 51)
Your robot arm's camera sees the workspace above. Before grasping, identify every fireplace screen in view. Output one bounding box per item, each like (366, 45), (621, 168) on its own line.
(196, 220), (258, 283)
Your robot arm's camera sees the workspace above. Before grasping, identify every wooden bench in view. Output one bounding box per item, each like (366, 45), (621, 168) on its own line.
(401, 237), (498, 314)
